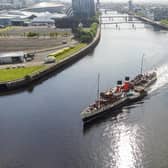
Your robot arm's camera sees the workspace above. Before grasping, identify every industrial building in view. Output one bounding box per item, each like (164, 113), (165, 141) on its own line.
(0, 9), (66, 27)
(0, 10), (30, 26)
(0, 0), (27, 9)
(31, 16), (55, 26)
(26, 2), (65, 13)
(0, 52), (25, 64)
(0, 16), (12, 26)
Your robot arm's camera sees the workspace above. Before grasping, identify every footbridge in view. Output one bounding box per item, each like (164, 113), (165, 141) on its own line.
(100, 21), (143, 25)
(100, 14), (144, 26)
(100, 15), (133, 19)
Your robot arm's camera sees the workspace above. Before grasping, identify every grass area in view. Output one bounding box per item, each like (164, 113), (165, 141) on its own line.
(0, 26), (14, 33)
(48, 43), (87, 61)
(160, 19), (168, 25)
(0, 65), (46, 82)
(0, 26), (71, 38)
(0, 43), (87, 82)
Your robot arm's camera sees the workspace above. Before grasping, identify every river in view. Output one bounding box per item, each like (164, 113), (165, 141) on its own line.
(1, 13), (168, 168)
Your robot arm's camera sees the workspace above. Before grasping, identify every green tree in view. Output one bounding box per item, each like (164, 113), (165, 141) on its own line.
(27, 32), (39, 38)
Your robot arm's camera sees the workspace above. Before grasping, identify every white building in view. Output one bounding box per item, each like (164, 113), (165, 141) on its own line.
(0, 52), (25, 64)
(0, 0), (28, 9)
(26, 2), (65, 13)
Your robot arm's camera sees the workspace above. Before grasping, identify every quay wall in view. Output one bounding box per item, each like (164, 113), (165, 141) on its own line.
(0, 27), (101, 91)
(135, 15), (168, 30)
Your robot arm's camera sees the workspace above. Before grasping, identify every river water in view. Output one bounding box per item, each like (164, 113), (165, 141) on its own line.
(1, 13), (168, 168)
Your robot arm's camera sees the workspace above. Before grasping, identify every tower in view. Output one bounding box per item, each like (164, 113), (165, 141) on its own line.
(72, 0), (95, 18)
(96, 0), (100, 11)
(128, 0), (133, 12)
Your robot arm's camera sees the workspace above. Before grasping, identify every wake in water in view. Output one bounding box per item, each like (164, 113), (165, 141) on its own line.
(150, 64), (168, 93)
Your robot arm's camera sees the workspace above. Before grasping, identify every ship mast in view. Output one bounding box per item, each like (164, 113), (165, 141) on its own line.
(97, 73), (100, 101)
(140, 54), (144, 74)
(97, 73), (100, 108)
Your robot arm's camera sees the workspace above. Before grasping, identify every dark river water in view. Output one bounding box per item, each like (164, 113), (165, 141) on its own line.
(1, 13), (168, 168)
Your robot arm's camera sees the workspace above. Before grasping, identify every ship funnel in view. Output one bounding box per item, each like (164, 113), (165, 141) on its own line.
(125, 76), (130, 81)
(117, 80), (122, 85)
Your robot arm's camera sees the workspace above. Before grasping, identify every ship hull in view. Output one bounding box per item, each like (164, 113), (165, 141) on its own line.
(82, 92), (147, 123)
(82, 98), (129, 123)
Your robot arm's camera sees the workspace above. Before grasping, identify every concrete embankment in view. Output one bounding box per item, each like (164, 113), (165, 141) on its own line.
(0, 27), (101, 91)
(135, 15), (168, 30)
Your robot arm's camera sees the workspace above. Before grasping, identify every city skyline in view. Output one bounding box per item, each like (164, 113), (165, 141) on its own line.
(60, 0), (168, 3)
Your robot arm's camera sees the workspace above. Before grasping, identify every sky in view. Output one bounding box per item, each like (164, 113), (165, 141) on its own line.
(59, 0), (168, 2)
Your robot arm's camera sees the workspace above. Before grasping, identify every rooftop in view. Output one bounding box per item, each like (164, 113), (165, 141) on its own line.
(0, 52), (25, 58)
(28, 2), (64, 9)
(0, 10), (66, 21)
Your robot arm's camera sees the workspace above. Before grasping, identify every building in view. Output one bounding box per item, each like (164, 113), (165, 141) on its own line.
(31, 12), (66, 26)
(31, 16), (55, 26)
(11, 18), (26, 26)
(0, 0), (13, 9)
(0, 16), (12, 26)
(0, 52), (25, 64)
(72, 0), (96, 18)
(153, 8), (168, 21)
(0, 11), (27, 26)
(0, 0), (27, 9)
(54, 16), (79, 28)
(12, 0), (27, 8)
(96, 0), (100, 11)
(135, 7), (168, 21)
(26, 2), (65, 13)
(128, 0), (133, 12)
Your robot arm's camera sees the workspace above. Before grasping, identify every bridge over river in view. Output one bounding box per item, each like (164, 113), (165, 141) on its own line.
(100, 12), (146, 29)
(101, 21), (143, 25)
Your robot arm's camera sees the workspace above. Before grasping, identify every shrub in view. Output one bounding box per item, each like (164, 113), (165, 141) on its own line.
(49, 32), (58, 38)
(160, 19), (168, 25)
(27, 32), (39, 37)
(77, 22), (98, 43)
(80, 34), (93, 43)
(25, 75), (31, 81)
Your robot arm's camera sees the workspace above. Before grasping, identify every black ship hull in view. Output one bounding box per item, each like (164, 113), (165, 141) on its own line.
(82, 98), (129, 123)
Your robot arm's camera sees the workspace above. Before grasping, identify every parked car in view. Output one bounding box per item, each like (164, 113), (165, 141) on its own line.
(62, 40), (67, 44)
(0, 25), (5, 28)
(25, 53), (35, 62)
(44, 56), (56, 64)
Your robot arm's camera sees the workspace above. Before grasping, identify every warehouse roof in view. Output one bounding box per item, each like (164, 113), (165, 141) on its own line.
(30, 2), (64, 9)
(0, 52), (25, 58)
